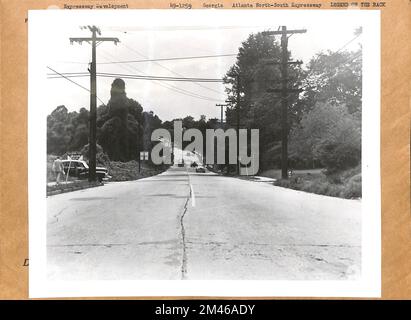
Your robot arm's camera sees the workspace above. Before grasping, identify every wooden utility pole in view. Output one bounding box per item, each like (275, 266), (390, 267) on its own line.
(70, 26), (119, 182)
(223, 74), (241, 175)
(215, 103), (229, 126)
(236, 74), (241, 175)
(263, 26), (306, 179)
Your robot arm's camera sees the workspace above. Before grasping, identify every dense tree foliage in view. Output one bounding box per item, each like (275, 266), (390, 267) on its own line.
(47, 30), (362, 178)
(289, 102), (361, 173)
(296, 49), (362, 118)
(223, 32), (304, 170)
(289, 45), (362, 172)
(222, 30), (362, 173)
(47, 105), (90, 155)
(96, 78), (145, 161)
(47, 79), (162, 162)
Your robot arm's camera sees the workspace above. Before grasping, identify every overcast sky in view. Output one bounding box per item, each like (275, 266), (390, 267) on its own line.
(31, 9), (364, 121)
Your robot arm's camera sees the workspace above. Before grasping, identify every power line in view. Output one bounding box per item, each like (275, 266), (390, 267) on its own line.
(98, 47), (225, 102)
(97, 74), (223, 82)
(101, 51), (225, 103)
(335, 32), (362, 54)
(50, 34), (361, 104)
(46, 67), (89, 91)
(48, 72), (227, 102)
(58, 53), (237, 65)
(117, 42), (227, 101)
(104, 26), (283, 32)
(48, 72), (224, 82)
(48, 75), (224, 102)
(48, 74), (89, 79)
(46, 66), (106, 105)
(121, 42), (227, 97)
(306, 32), (362, 73)
(97, 53), (237, 64)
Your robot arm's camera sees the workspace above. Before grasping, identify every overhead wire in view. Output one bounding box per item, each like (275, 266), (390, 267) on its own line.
(49, 29), (362, 112)
(121, 42), (227, 97)
(96, 53), (237, 65)
(48, 71), (224, 82)
(57, 53), (237, 65)
(46, 66), (106, 105)
(98, 46), (225, 102)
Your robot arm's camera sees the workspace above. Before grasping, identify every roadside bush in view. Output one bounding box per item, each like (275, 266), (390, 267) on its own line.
(47, 180), (102, 194)
(316, 135), (361, 174)
(289, 102), (361, 174)
(107, 160), (168, 181)
(340, 174), (362, 198)
(274, 168), (362, 199)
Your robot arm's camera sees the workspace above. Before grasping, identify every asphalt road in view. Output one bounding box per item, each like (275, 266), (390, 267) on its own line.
(47, 166), (361, 280)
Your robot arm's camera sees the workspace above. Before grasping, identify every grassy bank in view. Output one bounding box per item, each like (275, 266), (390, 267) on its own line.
(261, 167), (361, 199)
(47, 180), (103, 196)
(259, 168), (324, 180)
(106, 160), (168, 181)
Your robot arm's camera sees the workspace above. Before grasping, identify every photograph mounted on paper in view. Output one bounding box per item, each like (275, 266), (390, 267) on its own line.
(28, 9), (381, 297)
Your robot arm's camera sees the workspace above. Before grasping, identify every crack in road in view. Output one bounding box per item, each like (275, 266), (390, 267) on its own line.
(48, 239), (178, 247)
(48, 243), (128, 247)
(180, 190), (191, 280)
(179, 170), (193, 280)
(186, 239), (360, 248)
(50, 206), (70, 224)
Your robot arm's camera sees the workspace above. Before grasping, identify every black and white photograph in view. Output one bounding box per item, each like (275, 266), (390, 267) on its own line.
(28, 9), (381, 298)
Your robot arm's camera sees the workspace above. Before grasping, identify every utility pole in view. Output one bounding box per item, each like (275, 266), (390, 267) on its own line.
(263, 26), (306, 179)
(236, 74), (241, 175)
(215, 103), (229, 126)
(223, 74), (241, 175)
(70, 26), (119, 182)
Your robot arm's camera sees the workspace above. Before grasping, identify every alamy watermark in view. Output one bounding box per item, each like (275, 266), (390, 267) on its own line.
(151, 120), (259, 175)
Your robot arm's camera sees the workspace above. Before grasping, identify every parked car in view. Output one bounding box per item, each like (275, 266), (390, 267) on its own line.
(61, 160), (110, 182)
(195, 166), (206, 173)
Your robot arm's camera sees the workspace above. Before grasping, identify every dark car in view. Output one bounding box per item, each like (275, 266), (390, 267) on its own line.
(61, 160), (110, 182)
(190, 162), (198, 168)
(195, 166), (206, 173)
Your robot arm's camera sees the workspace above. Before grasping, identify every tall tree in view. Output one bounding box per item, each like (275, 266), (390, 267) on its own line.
(47, 78), (162, 163)
(289, 102), (361, 173)
(289, 34), (362, 171)
(97, 78), (145, 161)
(297, 48), (362, 119)
(223, 31), (304, 170)
(47, 106), (90, 155)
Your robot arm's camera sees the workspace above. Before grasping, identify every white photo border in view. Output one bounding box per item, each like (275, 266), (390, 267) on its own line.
(28, 9), (381, 298)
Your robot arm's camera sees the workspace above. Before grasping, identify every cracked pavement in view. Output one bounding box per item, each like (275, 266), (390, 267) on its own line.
(47, 166), (361, 280)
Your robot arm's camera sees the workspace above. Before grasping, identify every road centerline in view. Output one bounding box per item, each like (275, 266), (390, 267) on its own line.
(190, 184), (196, 207)
(186, 168), (196, 208)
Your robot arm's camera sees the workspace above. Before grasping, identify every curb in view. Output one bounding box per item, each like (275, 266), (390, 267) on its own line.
(47, 182), (104, 197)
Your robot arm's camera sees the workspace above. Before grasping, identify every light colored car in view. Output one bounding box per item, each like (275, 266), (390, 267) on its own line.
(61, 160), (111, 182)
